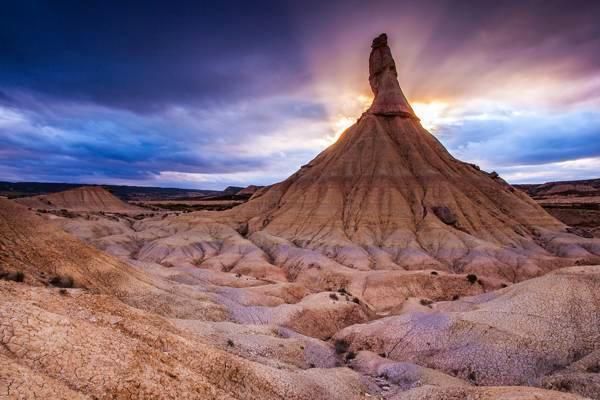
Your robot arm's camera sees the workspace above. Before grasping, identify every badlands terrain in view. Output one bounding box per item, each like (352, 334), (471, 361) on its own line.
(2, 34), (600, 400)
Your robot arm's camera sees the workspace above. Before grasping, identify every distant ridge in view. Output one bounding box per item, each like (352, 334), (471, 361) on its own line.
(15, 186), (143, 212)
(0, 181), (221, 201)
(516, 178), (600, 198)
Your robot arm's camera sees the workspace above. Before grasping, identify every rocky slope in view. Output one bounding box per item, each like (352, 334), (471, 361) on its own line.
(335, 266), (600, 393)
(3, 199), (595, 399)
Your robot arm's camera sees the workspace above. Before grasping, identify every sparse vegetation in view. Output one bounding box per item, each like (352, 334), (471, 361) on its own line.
(329, 293), (339, 300)
(587, 364), (600, 373)
(337, 287), (348, 295)
(430, 271), (438, 275)
(554, 381), (572, 392)
(49, 274), (74, 288)
(0, 270), (25, 282)
(226, 339), (234, 347)
(59, 288), (68, 295)
(420, 298), (433, 306)
(334, 339), (349, 354)
(452, 294), (460, 301)
(467, 274), (478, 284)
(352, 297), (360, 304)
(345, 351), (356, 361)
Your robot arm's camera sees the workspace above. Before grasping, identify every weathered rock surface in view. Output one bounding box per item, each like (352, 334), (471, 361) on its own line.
(335, 266), (600, 397)
(368, 33), (416, 117)
(0, 282), (366, 400)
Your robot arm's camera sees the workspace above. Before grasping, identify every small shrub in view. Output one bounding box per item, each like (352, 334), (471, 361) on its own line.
(329, 293), (339, 301)
(452, 294), (460, 301)
(352, 297), (360, 304)
(235, 273), (241, 278)
(468, 371), (476, 382)
(555, 381), (571, 391)
(430, 271), (438, 275)
(345, 351), (356, 361)
(0, 271), (25, 282)
(500, 283), (508, 288)
(49, 275), (74, 288)
(419, 299), (433, 306)
(587, 364), (600, 373)
(59, 288), (68, 296)
(466, 274), (478, 284)
(334, 339), (349, 354)
(379, 352), (387, 358)
(226, 339), (234, 347)
(337, 287), (348, 295)
(309, 363), (316, 368)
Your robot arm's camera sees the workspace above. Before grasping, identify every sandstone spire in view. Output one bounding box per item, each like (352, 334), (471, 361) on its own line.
(221, 33), (598, 282)
(368, 33), (416, 118)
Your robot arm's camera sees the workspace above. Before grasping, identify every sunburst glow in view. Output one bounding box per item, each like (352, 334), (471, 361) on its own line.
(412, 101), (449, 131)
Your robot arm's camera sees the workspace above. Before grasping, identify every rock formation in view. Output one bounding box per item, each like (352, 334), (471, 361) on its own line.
(217, 34), (600, 283)
(368, 33), (416, 117)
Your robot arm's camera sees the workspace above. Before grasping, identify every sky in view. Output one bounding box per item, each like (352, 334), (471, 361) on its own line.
(1, 0), (599, 189)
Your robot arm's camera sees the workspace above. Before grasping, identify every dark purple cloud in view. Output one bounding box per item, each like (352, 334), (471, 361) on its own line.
(1, 0), (599, 188)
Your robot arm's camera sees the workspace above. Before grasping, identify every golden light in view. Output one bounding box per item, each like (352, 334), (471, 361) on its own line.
(355, 94), (373, 108)
(325, 93), (373, 144)
(411, 101), (449, 131)
(332, 116), (355, 141)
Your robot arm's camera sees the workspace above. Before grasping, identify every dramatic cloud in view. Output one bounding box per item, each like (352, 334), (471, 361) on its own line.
(430, 101), (600, 182)
(1, 0), (599, 188)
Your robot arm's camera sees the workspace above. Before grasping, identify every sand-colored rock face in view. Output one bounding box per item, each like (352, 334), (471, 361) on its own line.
(15, 185), (142, 212)
(369, 33), (416, 117)
(216, 35), (600, 282)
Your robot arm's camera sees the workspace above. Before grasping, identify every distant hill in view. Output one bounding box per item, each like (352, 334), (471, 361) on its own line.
(15, 186), (143, 212)
(515, 178), (600, 238)
(515, 178), (600, 199)
(0, 181), (221, 201)
(223, 186), (245, 194)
